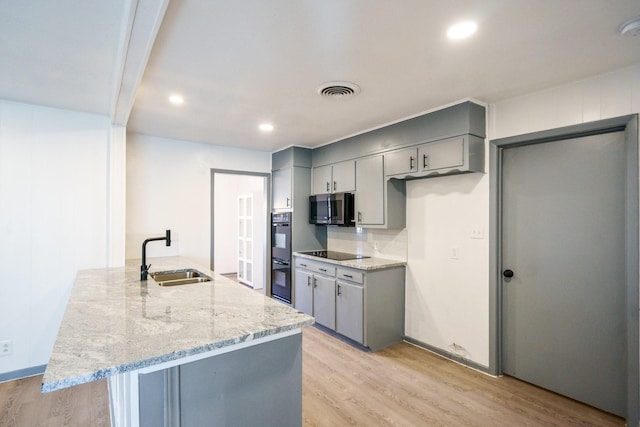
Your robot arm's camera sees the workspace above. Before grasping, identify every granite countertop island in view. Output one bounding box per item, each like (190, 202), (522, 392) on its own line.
(43, 256), (314, 427)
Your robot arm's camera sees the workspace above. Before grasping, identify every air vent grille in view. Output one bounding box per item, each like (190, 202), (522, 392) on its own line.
(316, 81), (361, 98)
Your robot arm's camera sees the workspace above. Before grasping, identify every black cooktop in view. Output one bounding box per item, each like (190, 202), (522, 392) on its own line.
(299, 250), (370, 261)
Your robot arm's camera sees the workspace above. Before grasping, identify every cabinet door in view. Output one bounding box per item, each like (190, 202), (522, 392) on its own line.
(355, 155), (384, 225)
(313, 275), (336, 330)
(273, 168), (292, 209)
(336, 281), (364, 344)
(312, 165), (332, 195)
(418, 137), (464, 171)
(294, 269), (313, 316)
(384, 147), (418, 176)
(332, 160), (355, 193)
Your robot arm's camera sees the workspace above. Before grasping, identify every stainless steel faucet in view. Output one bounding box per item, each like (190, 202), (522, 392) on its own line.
(141, 230), (171, 280)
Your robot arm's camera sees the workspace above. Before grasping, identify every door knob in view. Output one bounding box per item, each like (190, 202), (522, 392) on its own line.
(503, 269), (514, 278)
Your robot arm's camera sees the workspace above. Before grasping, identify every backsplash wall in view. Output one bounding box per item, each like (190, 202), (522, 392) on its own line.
(327, 227), (407, 261)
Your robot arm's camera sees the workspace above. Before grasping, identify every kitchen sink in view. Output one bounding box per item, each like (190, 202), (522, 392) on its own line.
(150, 269), (212, 286)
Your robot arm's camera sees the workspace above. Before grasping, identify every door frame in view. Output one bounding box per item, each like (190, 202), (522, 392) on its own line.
(489, 115), (639, 424)
(210, 169), (271, 293)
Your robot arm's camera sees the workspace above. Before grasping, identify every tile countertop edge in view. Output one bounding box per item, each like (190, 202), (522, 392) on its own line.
(41, 256), (314, 393)
(293, 252), (407, 270)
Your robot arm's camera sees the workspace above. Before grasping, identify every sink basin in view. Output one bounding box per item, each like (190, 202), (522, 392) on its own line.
(150, 269), (212, 286)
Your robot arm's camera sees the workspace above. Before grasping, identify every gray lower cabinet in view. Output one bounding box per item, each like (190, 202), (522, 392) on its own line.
(313, 275), (336, 330)
(294, 256), (405, 350)
(336, 280), (364, 344)
(294, 269), (313, 317)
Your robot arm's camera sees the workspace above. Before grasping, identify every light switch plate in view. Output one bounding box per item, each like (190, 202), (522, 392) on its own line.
(451, 247), (460, 260)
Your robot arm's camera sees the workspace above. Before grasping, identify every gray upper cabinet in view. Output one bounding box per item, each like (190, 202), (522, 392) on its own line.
(355, 156), (385, 225)
(312, 165), (332, 194)
(418, 136), (464, 171)
(384, 147), (419, 176)
(272, 168), (292, 210)
(312, 160), (355, 194)
(385, 135), (484, 179)
(355, 155), (405, 229)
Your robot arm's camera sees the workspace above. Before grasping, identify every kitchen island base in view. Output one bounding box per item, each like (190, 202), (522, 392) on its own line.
(109, 330), (302, 427)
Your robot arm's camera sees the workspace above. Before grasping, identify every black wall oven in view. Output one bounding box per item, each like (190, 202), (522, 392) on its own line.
(271, 212), (292, 303)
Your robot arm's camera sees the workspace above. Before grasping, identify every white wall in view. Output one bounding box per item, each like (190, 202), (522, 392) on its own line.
(327, 227), (407, 261)
(126, 133), (271, 268)
(490, 63), (640, 139)
(0, 101), (111, 375)
(405, 168), (490, 366)
(213, 174), (266, 288)
(403, 63), (640, 369)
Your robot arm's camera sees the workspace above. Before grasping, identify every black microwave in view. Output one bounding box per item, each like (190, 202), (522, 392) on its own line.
(309, 192), (354, 226)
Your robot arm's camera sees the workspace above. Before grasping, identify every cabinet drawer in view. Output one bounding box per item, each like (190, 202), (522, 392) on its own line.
(295, 258), (336, 276)
(336, 268), (363, 284)
(310, 263), (336, 276)
(295, 258), (314, 270)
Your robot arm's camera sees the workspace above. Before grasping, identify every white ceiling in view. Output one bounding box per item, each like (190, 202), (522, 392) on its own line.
(1, 1), (640, 152)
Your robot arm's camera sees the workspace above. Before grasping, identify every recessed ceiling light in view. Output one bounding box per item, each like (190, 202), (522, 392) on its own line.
(168, 94), (184, 105)
(259, 123), (274, 132)
(447, 21), (477, 40)
(620, 17), (640, 37)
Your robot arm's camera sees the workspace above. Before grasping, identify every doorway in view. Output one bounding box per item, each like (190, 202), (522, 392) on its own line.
(490, 115), (639, 424)
(211, 170), (270, 293)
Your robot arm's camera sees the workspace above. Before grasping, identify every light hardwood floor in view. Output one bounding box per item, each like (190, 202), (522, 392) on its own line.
(0, 326), (624, 426)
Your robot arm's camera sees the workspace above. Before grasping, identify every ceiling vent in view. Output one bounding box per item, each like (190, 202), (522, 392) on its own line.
(316, 81), (361, 99)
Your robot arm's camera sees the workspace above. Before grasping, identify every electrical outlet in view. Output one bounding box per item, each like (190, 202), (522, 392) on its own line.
(0, 340), (12, 357)
(471, 227), (484, 239)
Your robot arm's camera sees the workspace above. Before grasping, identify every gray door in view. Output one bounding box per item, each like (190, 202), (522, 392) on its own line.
(502, 131), (626, 416)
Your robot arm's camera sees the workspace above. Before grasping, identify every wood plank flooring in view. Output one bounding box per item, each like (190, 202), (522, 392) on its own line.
(0, 326), (624, 426)
(0, 374), (109, 427)
(302, 326), (623, 426)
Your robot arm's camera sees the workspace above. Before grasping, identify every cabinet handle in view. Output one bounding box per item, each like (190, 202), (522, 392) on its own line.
(313, 277), (317, 288)
(326, 181), (330, 192)
(307, 276), (311, 286)
(423, 154), (430, 169)
(300, 263), (307, 267)
(410, 156), (415, 170)
(343, 274), (353, 278)
(333, 181), (336, 191)
(286, 197), (291, 207)
(319, 268), (327, 272)
(357, 211), (362, 223)
(337, 284), (341, 296)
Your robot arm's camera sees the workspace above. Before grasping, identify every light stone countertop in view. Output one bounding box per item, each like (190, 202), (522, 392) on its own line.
(41, 257), (314, 393)
(293, 252), (406, 271)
